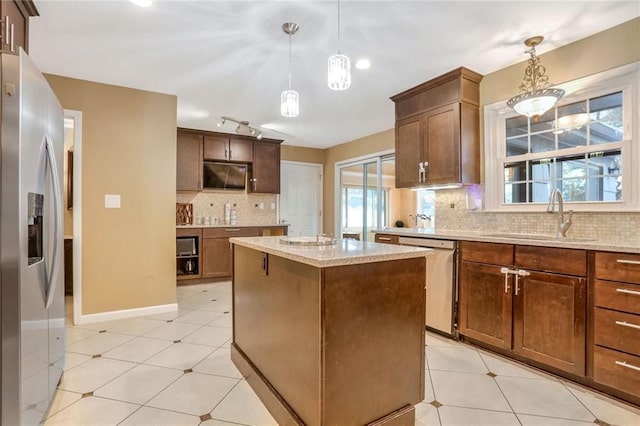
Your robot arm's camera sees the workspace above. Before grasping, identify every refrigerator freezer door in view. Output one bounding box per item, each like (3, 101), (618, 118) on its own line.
(0, 49), (64, 425)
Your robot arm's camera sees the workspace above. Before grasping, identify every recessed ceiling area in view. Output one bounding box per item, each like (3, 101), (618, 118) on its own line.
(28, 1), (639, 148)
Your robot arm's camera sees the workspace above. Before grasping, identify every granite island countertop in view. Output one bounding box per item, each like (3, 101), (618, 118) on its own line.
(230, 236), (432, 268)
(373, 228), (640, 254)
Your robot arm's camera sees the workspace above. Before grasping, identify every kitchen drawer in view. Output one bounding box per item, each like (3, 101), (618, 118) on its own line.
(594, 279), (640, 315)
(374, 234), (399, 245)
(177, 227), (202, 237)
(460, 241), (513, 266)
(594, 307), (640, 356)
(515, 246), (586, 276)
(593, 345), (640, 398)
(595, 251), (640, 284)
(203, 227), (260, 238)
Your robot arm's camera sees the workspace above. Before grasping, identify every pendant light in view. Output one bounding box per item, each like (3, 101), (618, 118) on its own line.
(507, 36), (565, 118)
(328, 0), (351, 91)
(281, 22), (300, 118)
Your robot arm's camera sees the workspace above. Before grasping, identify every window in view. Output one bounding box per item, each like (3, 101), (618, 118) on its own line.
(484, 63), (638, 212)
(341, 186), (388, 229)
(416, 189), (436, 226)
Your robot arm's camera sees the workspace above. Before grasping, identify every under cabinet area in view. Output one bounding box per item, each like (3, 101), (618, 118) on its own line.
(459, 241), (587, 376)
(591, 251), (640, 403)
(391, 67), (482, 188)
(176, 128), (282, 194)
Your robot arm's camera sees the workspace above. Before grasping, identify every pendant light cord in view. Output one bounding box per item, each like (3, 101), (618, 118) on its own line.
(337, 0), (341, 53)
(288, 32), (292, 89)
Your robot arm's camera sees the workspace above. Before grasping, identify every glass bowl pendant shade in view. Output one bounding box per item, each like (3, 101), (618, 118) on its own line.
(328, 53), (351, 90)
(507, 36), (564, 118)
(280, 89), (299, 118)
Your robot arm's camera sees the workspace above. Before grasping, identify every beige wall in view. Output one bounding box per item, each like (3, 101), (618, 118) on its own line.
(45, 75), (178, 315)
(323, 129), (395, 233)
(281, 145), (325, 164)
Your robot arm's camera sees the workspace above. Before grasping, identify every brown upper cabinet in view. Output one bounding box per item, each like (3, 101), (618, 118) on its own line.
(204, 135), (253, 163)
(0, 1), (38, 54)
(391, 67), (482, 188)
(177, 127), (282, 194)
(176, 130), (203, 191)
(251, 141), (281, 194)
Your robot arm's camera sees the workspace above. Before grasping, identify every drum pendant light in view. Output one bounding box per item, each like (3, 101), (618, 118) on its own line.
(281, 22), (300, 118)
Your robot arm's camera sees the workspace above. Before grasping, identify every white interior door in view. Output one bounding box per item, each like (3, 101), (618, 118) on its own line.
(280, 162), (322, 237)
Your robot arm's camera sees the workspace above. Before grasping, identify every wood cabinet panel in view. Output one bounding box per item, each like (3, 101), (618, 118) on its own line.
(595, 251), (640, 284)
(460, 241), (513, 265)
(202, 238), (232, 278)
(593, 345), (640, 398)
(594, 279), (640, 315)
(516, 246), (586, 276)
(513, 272), (586, 375)
(176, 131), (203, 191)
(459, 261), (512, 350)
(424, 104), (460, 184)
(203, 136), (228, 161)
(203, 227), (259, 239)
(1, 1), (26, 53)
(251, 141), (281, 193)
(395, 118), (422, 188)
(594, 307), (640, 356)
(229, 138), (253, 162)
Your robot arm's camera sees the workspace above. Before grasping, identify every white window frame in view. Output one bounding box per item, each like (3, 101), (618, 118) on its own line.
(484, 62), (640, 212)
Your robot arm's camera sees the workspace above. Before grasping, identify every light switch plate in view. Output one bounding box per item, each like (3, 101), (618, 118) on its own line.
(105, 194), (121, 208)
(270, 202), (276, 210)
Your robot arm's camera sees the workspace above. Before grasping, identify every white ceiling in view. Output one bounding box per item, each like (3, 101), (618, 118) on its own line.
(29, 1), (639, 148)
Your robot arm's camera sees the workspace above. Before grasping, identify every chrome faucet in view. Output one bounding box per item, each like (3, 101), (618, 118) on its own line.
(415, 213), (432, 227)
(546, 189), (573, 238)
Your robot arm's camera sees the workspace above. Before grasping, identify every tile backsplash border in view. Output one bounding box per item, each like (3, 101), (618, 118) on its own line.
(435, 185), (640, 242)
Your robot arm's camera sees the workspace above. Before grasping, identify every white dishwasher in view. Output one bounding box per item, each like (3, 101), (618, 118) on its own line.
(398, 236), (458, 336)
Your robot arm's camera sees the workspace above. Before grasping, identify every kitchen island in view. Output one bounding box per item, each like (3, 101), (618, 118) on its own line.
(230, 236), (431, 426)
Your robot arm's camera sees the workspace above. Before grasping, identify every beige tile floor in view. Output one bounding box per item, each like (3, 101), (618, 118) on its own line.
(44, 282), (640, 426)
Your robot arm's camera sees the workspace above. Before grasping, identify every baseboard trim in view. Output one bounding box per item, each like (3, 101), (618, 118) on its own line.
(74, 303), (178, 325)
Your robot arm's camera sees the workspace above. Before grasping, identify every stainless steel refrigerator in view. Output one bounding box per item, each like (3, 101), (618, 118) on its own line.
(0, 49), (65, 425)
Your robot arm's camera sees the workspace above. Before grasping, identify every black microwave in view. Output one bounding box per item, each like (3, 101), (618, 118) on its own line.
(203, 161), (247, 191)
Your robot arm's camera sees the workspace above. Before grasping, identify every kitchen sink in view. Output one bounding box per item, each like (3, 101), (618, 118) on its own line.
(483, 233), (597, 242)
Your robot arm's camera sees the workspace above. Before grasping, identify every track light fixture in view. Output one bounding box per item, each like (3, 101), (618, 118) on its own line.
(217, 116), (263, 140)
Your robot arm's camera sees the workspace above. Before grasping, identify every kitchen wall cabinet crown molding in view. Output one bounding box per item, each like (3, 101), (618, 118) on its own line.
(176, 127), (283, 194)
(1, 1), (39, 54)
(391, 67), (483, 188)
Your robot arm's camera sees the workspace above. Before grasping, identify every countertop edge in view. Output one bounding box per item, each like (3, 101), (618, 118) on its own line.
(177, 224), (289, 229)
(373, 229), (640, 254)
(230, 236), (432, 268)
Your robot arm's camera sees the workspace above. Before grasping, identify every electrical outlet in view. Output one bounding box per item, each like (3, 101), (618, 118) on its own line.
(270, 202), (276, 210)
(105, 194), (121, 208)
(259, 202), (264, 209)
(450, 202), (455, 209)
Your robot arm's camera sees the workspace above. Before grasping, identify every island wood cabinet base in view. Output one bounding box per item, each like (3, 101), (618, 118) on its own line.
(231, 244), (426, 425)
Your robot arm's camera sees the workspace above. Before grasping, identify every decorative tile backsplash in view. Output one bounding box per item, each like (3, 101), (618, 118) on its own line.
(176, 192), (277, 226)
(435, 186), (640, 242)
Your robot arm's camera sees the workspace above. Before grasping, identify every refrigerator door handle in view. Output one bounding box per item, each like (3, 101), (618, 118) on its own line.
(44, 134), (63, 309)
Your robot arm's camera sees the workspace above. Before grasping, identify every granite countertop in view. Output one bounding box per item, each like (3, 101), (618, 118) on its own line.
(177, 224), (288, 229)
(373, 228), (640, 254)
(230, 236), (433, 268)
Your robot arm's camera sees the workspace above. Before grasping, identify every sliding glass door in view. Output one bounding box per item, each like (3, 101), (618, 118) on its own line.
(338, 155), (393, 241)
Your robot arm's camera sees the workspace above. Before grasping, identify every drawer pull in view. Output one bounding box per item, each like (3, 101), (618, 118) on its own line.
(615, 360), (640, 372)
(225, 228), (241, 232)
(378, 237), (392, 241)
(615, 320), (640, 330)
(617, 259), (640, 265)
(616, 288), (640, 296)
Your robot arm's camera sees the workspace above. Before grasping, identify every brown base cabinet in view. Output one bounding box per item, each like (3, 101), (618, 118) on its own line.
(459, 241), (586, 377)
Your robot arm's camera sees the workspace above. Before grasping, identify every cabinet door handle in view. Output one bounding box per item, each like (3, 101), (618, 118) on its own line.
(615, 320), (640, 330)
(617, 259), (640, 265)
(500, 267), (510, 293)
(616, 288), (640, 296)
(224, 148), (228, 159)
(4, 16), (9, 48)
(9, 23), (13, 52)
(615, 360), (640, 372)
(225, 228), (241, 232)
(378, 237), (392, 241)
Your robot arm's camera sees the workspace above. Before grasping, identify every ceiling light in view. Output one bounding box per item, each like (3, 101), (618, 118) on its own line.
(281, 22), (300, 118)
(130, 0), (152, 7)
(256, 132), (263, 140)
(328, 0), (351, 91)
(355, 58), (371, 70)
(216, 118), (225, 128)
(507, 36), (565, 119)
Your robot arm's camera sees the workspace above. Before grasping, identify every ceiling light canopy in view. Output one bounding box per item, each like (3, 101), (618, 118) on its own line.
(507, 36), (565, 119)
(328, 0), (351, 91)
(281, 22), (300, 118)
(355, 58), (371, 70)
